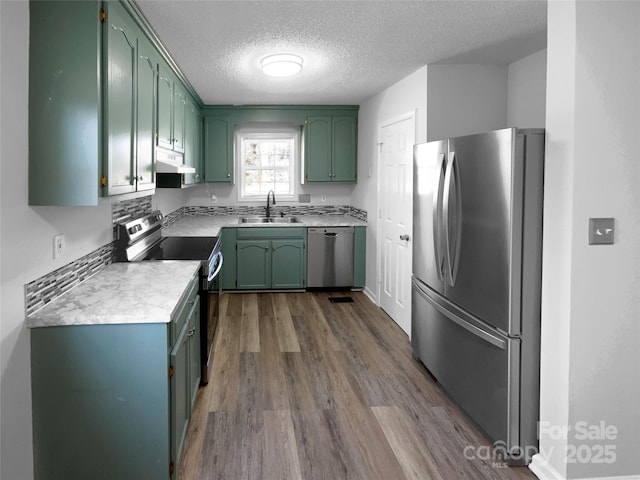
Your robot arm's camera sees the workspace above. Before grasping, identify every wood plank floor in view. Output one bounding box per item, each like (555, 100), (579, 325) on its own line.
(178, 291), (536, 480)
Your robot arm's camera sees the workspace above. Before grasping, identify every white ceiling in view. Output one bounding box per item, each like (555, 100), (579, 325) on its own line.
(135, 0), (547, 106)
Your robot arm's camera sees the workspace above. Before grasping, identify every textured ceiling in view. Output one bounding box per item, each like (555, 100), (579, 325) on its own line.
(135, 0), (547, 105)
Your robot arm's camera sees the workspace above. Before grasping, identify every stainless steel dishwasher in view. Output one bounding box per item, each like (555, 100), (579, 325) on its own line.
(307, 227), (354, 288)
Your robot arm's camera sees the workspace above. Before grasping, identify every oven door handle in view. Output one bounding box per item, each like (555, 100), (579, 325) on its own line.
(207, 252), (223, 282)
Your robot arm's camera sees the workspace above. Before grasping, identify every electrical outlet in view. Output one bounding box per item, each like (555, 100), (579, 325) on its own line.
(53, 234), (65, 259)
(211, 195), (217, 203)
(321, 195), (327, 202)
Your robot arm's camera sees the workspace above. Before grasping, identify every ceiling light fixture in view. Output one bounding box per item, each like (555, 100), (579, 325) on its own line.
(260, 54), (303, 77)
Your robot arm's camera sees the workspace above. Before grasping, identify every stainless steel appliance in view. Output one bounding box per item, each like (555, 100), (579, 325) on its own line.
(411, 128), (545, 465)
(116, 211), (222, 384)
(307, 227), (354, 288)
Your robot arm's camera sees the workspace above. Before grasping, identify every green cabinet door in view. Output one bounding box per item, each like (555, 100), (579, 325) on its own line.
(29, 1), (101, 206)
(136, 35), (157, 191)
(237, 240), (271, 289)
(170, 321), (190, 479)
(103, 1), (137, 195)
(272, 239), (306, 289)
(354, 226), (367, 288)
(187, 296), (201, 409)
(31, 324), (171, 480)
(157, 61), (173, 150)
(220, 228), (237, 290)
(304, 115), (357, 183)
(204, 116), (234, 182)
(304, 116), (332, 182)
(183, 98), (202, 185)
(332, 116), (357, 182)
(173, 83), (186, 153)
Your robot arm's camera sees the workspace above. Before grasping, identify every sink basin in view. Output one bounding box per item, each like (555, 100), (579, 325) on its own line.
(270, 217), (300, 223)
(239, 217), (271, 223)
(239, 217), (300, 224)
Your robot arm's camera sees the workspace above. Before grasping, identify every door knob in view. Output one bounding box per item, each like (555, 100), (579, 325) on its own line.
(400, 234), (410, 241)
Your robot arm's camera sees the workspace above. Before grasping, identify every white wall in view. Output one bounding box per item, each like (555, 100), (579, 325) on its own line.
(0, 3), (115, 478)
(352, 66), (428, 300)
(172, 181), (354, 209)
(426, 64), (508, 141)
(508, 50), (547, 128)
(534, 1), (640, 479)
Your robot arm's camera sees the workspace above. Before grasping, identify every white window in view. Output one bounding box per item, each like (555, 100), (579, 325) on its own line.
(236, 126), (299, 201)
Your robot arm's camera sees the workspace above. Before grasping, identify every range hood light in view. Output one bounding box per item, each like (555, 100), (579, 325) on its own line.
(260, 54), (303, 77)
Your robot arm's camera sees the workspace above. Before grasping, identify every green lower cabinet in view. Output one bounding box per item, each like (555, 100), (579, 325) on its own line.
(31, 278), (201, 480)
(237, 240), (271, 289)
(233, 228), (306, 290)
(353, 226), (367, 288)
(220, 227), (237, 290)
(188, 298), (202, 409)
(170, 321), (190, 478)
(272, 239), (306, 289)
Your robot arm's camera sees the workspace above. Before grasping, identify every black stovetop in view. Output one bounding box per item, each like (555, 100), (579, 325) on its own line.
(140, 236), (219, 262)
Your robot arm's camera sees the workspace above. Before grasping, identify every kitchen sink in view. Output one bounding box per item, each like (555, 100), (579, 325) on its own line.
(270, 217), (300, 223)
(239, 217), (300, 224)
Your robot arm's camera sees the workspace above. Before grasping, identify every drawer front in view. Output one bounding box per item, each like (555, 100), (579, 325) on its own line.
(236, 227), (305, 239)
(171, 273), (199, 346)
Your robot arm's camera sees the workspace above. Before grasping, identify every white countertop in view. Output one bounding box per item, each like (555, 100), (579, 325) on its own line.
(162, 214), (367, 237)
(26, 261), (201, 328)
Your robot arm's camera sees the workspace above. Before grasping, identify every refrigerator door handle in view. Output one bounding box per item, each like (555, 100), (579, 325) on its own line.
(433, 153), (446, 281)
(442, 151), (454, 286)
(412, 277), (506, 350)
(450, 152), (462, 285)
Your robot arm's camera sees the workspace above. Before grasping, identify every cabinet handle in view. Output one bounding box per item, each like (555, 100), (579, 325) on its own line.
(226, 173), (231, 178)
(187, 327), (196, 338)
(328, 173), (332, 177)
(400, 234), (410, 241)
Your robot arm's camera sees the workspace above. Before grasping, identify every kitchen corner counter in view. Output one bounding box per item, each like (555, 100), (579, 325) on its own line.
(26, 261), (201, 328)
(162, 214), (367, 237)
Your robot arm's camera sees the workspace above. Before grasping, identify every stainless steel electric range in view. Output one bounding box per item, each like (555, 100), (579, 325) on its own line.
(116, 211), (222, 384)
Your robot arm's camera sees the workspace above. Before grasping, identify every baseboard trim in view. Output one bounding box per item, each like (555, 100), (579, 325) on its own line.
(529, 454), (640, 480)
(529, 454), (565, 480)
(363, 286), (377, 305)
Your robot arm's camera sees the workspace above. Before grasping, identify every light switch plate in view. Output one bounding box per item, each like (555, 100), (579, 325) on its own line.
(589, 218), (615, 245)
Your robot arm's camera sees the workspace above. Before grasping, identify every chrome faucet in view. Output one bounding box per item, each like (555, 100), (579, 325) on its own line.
(265, 190), (276, 218)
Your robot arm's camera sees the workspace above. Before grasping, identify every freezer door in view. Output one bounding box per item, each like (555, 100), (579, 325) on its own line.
(445, 128), (524, 335)
(412, 140), (447, 295)
(411, 277), (523, 458)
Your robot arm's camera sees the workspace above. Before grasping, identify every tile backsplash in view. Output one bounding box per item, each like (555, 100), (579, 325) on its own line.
(25, 243), (115, 317)
(25, 196), (366, 316)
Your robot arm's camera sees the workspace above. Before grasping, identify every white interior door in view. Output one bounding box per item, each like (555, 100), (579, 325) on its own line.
(379, 114), (414, 335)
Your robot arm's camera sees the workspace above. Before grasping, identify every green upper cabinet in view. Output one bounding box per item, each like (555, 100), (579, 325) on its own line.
(304, 115), (357, 183)
(103, 1), (160, 195)
(157, 61), (174, 150)
(29, 0), (200, 205)
(173, 84), (186, 153)
(204, 116), (234, 183)
(183, 98), (203, 185)
(29, 1), (101, 205)
(135, 34), (158, 192)
(103, 1), (137, 196)
(157, 63), (186, 154)
(332, 116), (358, 181)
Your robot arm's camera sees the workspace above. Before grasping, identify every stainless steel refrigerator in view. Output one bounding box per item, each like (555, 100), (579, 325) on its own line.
(411, 127), (545, 465)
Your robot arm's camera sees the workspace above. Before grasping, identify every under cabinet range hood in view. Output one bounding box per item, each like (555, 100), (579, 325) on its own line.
(155, 148), (195, 174)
